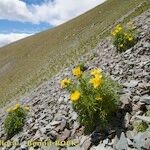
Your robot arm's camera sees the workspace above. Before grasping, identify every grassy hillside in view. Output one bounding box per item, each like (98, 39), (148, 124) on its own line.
(0, 0), (149, 106)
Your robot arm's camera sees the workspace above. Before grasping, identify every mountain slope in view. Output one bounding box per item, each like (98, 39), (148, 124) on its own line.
(0, 0), (149, 106)
(0, 10), (149, 150)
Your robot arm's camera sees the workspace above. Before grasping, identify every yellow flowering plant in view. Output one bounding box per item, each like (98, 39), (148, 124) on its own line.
(60, 66), (120, 133)
(4, 103), (29, 138)
(111, 24), (137, 52)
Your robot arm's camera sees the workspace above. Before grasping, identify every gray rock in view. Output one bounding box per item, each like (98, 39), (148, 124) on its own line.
(50, 120), (61, 126)
(80, 136), (89, 146)
(82, 138), (92, 150)
(67, 145), (82, 150)
(93, 144), (113, 150)
(59, 119), (67, 131)
(72, 112), (78, 120)
(48, 130), (58, 141)
(58, 96), (64, 103)
(146, 105), (150, 111)
(29, 148), (35, 150)
(33, 130), (42, 140)
(58, 129), (71, 141)
(124, 113), (131, 128)
(133, 96), (140, 102)
(133, 131), (150, 150)
(143, 42), (150, 48)
(126, 130), (137, 140)
(116, 132), (128, 150)
(47, 145), (59, 150)
(135, 115), (150, 123)
(123, 80), (139, 88)
(103, 138), (109, 145)
(127, 138), (133, 146)
(140, 96), (150, 105)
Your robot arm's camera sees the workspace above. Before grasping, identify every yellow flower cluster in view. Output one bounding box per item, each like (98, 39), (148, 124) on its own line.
(111, 24), (122, 36)
(60, 67), (103, 103)
(124, 33), (133, 41)
(6, 103), (30, 113)
(89, 68), (103, 88)
(60, 78), (71, 88)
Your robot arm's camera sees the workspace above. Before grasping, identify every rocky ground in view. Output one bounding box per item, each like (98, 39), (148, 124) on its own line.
(0, 10), (150, 150)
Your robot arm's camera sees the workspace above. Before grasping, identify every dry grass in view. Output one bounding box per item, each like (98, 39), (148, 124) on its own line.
(0, 0), (149, 106)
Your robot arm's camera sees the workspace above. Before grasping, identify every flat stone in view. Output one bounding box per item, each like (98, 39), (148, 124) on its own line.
(126, 130), (136, 140)
(58, 129), (71, 141)
(116, 132), (128, 150)
(47, 145), (59, 150)
(48, 130), (58, 141)
(124, 112), (131, 129)
(135, 115), (150, 123)
(82, 138), (92, 150)
(120, 94), (132, 111)
(123, 80), (139, 88)
(72, 112), (78, 120)
(80, 136), (89, 146)
(59, 119), (67, 131)
(140, 96), (150, 105)
(133, 96), (140, 102)
(67, 145), (82, 150)
(33, 130), (41, 140)
(93, 144), (113, 150)
(50, 121), (61, 126)
(133, 131), (150, 150)
(58, 97), (64, 103)
(127, 138), (133, 146)
(103, 139), (109, 145)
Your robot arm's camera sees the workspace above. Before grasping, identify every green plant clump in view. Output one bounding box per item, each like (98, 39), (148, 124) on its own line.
(4, 104), (29, 138)
(146, 110), (150, 117)
(111, 24), (137, 52)
(133, 121), (148, 133)
(60, 66), (120, 133)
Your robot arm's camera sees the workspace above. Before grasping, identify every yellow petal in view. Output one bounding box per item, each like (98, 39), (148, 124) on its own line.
(24, 107), (30, 111)
(72, 67), (82, 77)
(70, 90), (81, 102)
(60, 78), (71, 88)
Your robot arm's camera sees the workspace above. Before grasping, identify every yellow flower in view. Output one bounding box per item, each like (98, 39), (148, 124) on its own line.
(118, 27), (122, 31)
(111, 31), (116, 36)
(70, 90), (81, 102)
(13, 103), (20, 111)
(128, 37), (133, 41)
(89, 75), (102, 89)
(116, 24), (122, 28)
(116, 24), (122, 32)
(6, 108), (12, 113)
(91, 68), (102, 77)
(72, 67), (82, 77)
(95, 96), (102, 101)
(115, 29), (119, 33)
(60, 78), (71, 88)
(24, 106), (30, 111)
(120, 44), (124, 47)
(124, 33), (128, 36)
